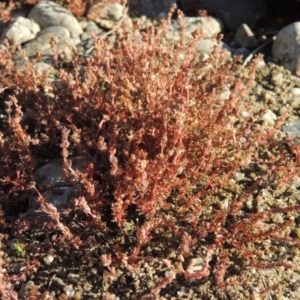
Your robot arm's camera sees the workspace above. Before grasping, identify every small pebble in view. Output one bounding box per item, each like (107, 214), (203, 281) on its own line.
(43, 254), (54, 265)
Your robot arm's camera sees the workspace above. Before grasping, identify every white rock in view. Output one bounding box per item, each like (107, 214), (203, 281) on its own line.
(273, 22), (300, 76)
(1, 16), (40, 45)
(218, 89), (231, 101)
(65, 285), (75, 297)
(291, 87), (300, 96)
(28, 0), (83, 37)
(186, 257), (205, 273)
(259, 109), (277, 127)
(271, 72), (284, 86)
(44, 254), (54, 265)
(291, 176), (300, 188)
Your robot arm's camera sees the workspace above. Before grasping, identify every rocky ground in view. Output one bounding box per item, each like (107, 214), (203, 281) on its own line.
(2, 1), (300, 300)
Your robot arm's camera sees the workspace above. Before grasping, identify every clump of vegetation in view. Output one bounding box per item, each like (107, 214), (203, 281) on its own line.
(1, 4), (300, 299)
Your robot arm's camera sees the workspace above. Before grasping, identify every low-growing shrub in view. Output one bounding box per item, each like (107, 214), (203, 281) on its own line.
(1, 8), (300, 298)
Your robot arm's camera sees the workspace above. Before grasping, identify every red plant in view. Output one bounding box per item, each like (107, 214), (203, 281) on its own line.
(1, 7), (300, 298)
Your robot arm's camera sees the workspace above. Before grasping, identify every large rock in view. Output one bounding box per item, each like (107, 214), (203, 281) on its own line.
(234, 23), (258, 48)
(14, 26), (76, 68)
(179, 0), (266, 30)
(162, 16), (223, 45)
(28, 0), (83, 37)
(88, 2), (124, 30)
(1, 16), (40, 45)
(273, 22), (300, 76)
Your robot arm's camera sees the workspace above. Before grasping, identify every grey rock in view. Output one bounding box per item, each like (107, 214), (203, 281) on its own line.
(162, 16), (223, 45)
(282, 119), (300, 138)
(131, 15), (154, 31)
(272, 22), (300, 76)
(15, 26), (76, 65)
(26, 157), (92, 216)
(76, 38), (96, 57)
(195, 39), (231, 56)
(99, 2), (123, 22)
(34, 157), (91, 187)
(80, 21), (104, 42)
(42, 187), (74, 209)
(86, 21), (103, 35)
(19, 281), (37, 300)
(234, 24), (257, 48)
(88, 2), (124, 30)
(0, 21), (6, 38)
(179, 0), (266, 30)
(1, 16), (40, 45)
(28, 0), (83, 37)
(16, 61), (57, 77)
(233, 47), (251, 57)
